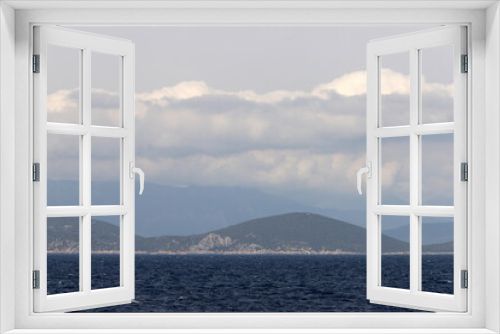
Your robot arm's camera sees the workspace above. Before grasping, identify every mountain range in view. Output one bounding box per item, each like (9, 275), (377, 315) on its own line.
(47, 181), (453, 246)
(47, 212), (453, 254)
(48, 180), (368, 236)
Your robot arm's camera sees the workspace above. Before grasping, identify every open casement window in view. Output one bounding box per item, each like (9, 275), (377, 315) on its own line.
(33, 26), (142, 312)
(363, 26), (468, 312)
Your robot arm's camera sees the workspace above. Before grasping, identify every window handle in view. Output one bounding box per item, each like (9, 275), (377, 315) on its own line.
(357, 162), (372, 195)
(129, 161), (145, 195)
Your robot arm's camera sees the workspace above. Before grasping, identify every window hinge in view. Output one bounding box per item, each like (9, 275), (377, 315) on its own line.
(461, 162), (468, 182)
(461, 270), (468, 289)
(33, 270), (40, 289)
(33, 54), (40, 73)
(461, 54), (468, 73)
(33, 163), (40, 182)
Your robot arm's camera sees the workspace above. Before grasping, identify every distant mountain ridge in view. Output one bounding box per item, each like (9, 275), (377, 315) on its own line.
(47, 213), (453, 254)
(383, 222), (454, 246)
(47, 180), (417, 237)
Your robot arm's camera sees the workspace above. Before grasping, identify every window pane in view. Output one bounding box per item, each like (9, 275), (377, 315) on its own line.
(421, 217), (454, 294)
(381, 136), (410, 205)
(92, 216), (121, 290)
(421, 134), (454, 206)
(380, 52), (410, 127)
(47, 44), (80, 124)
(381, 215), (410, 290)
(92, 52), (121, 127)
(421, 45), (454, 124)
(91, 137), (121, 205)
(47, 217), (80, 295)
(47, 134), (80, 206)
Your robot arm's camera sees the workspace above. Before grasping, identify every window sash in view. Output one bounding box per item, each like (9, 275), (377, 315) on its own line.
(366, 26), (468, 312)
(32, 25), (136, 313)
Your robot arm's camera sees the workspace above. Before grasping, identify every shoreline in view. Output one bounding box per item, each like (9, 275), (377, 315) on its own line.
(47, 251), (453, 256)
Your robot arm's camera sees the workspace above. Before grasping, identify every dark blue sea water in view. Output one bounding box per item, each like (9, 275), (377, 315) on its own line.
(46, 254), (453, 313)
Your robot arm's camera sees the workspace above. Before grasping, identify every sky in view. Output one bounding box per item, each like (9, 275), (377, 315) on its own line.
(46, 26), (454, 212)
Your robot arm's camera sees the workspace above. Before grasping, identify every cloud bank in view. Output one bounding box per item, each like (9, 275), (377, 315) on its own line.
(46, 69), (454, 209)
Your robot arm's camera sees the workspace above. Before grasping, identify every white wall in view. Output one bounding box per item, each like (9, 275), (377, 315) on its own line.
(0, 2), (16, 333)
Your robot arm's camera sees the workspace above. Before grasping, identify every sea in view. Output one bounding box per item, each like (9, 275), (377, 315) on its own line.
(46, 254), (454, 313)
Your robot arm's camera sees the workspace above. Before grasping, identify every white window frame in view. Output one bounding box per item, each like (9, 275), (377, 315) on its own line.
(0, 1), (499, 333)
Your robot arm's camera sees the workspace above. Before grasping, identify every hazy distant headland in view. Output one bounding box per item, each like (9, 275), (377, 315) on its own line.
(47, 212), (453, 255)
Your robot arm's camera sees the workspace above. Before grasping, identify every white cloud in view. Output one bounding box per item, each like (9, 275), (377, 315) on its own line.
(136, 80), (310, 107)
(47, 89), (79, 124)
(47, 89), (78, 113)
(312, 71), (368, 98)
(136, 81), (212, 106)
(312, 68), (453, 98)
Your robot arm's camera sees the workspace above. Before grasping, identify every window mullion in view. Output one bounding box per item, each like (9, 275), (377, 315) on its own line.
(417, 47), (423, 293)
(82, 47), (92, 294)
(409, 47), (420, 294)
